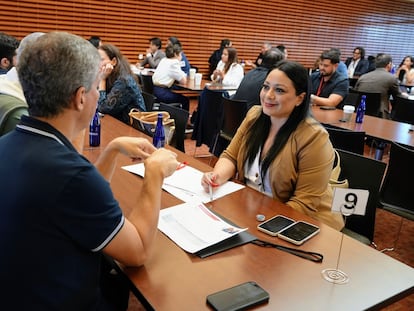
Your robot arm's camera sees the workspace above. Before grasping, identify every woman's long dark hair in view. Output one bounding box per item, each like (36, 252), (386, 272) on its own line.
(98, 44), (137, 90)
(223, 47), (238, 74)
(242, 60), (311, 180)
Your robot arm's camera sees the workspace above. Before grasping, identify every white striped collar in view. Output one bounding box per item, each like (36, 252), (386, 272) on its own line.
(16, 124), (65, 146)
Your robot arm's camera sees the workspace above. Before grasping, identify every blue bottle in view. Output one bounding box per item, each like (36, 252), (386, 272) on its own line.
(355, 95), (366, 123)
(89, 109), (101, 146)
(153, 113), (165, 148)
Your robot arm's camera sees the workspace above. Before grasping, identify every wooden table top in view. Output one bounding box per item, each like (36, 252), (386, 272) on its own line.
(83, 115), (414, 311)
(311, 105), (414, 147)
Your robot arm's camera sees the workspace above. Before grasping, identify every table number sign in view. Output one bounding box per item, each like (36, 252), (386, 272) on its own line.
(331, 188), (369, 216)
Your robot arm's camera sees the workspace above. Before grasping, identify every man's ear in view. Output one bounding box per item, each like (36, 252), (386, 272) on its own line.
(73, 86), (86, 111)
(0, 57), (10, 69)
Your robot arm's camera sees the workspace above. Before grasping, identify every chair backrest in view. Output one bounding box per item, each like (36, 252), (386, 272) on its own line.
(140, 74), (154, 94)
(350, 89), (381, 117)
(337, 149), (387, 241)
(343, 90), (359, 107)
(158, 102), (189, 152)
(323, 124), (366, 155)
(141, 91), (157, 111)
(0, 94), (28, 136)
(191, 87), (224, 148)
(210, 96), (247, 156)
(379, 142), (414, 220)
(391, 96), (414, 125)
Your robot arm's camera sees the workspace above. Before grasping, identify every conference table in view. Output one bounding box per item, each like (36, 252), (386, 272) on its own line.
(311, 105), (414, 147)
(82, 115), (414, 311)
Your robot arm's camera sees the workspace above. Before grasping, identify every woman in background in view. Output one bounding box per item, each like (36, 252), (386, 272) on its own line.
(202, 60), (344, 230)
(396, 55), (414, 85)
(98, 44), (146, 124)
(167, 36), (191, 75)
(210, 47), (244, 96)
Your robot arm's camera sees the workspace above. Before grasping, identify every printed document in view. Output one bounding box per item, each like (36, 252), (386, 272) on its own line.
(158, 202), (247, 253)
(122, 163), (244, 203)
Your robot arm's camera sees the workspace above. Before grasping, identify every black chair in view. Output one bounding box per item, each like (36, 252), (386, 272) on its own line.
(391, 95), (414, 125)
(210, 96), (247, 157)
(323, 124), (365, 155)
(379, 142), (414, 251)
(349, 89), (381, 117)
(140, 74), (154, 95)
(342, 91), (359, 107)
(141, 91), (158, 111)
(191, 87), (225, 149)
(158, 102), (189, 153)
(336, 149), (387, 244)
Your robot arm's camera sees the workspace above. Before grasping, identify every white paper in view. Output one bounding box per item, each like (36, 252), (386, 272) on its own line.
(331, 188), (369, 216)
(158, 202), (247, 253)
(122, 163), (244, 203)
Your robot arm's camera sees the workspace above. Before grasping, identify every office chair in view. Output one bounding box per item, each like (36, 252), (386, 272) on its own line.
(210, 96), (247, 158)
(336, 149), (386, 244)
(191, 87), (225, 155)
(141, 91), (158, 111)
(379, 142), (414, 251)
(158, 102), (189, 152)
(391, 95), (414, 125)
(140, 74), (154, 94)
(323, 124), (366, 155)
(349, 89), (381, 117)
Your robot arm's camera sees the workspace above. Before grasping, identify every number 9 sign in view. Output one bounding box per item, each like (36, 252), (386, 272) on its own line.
(331, 188), (369, 216)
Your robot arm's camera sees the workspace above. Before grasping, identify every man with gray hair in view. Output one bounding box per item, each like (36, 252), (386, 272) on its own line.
(0, 31), (179, 310)
(0, 32), (44, 135)
(355, 53), (404, 118)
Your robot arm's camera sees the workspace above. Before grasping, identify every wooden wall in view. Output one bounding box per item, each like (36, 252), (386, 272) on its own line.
(1, 0), (414, 77)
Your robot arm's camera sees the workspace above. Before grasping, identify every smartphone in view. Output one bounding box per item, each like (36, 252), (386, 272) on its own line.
(277, 221), (320, 245)
(206, 281), (269, 311)
(319, 106), (336, 110)
(257, 215), (295, 236)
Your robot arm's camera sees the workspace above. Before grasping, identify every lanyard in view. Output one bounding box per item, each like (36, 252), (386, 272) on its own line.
(251, 239), (323, 263)
(316, 77), (326, 96)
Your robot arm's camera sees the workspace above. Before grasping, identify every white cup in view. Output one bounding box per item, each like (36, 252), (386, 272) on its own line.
(189, 68), (196, 80)
(342, 105), (355, 122)
(195, 73), (202, 85)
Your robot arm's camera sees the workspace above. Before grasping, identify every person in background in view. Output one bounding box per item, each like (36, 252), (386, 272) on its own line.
(202, 60), (343, 231)
(210, 46), (244, 96)
(330, 48), (348, 78)
(88, 35), (102, 48)
(167, 36), (190, 75)
(152, 43), (189, 110)
(246, 42), (272, 68)
(345, 46), (369, 78)
(395, 55), (414, 85)
(208, 38), (232, 78)
(367, 55), (376, 72)
(232, 48), (284, 109)
(138, 37), (165, 69)
(310, 49), (349, 108)
(276, 44), (288, 59)
(0, 32), (44, 136)
(0, 31), (179, 310)
(355, 53), (404, 118)
(0, 32), (19, 74)
(97, 44), (146, 124)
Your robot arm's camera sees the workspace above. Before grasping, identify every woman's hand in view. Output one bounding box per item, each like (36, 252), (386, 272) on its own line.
(100, 63), (114, 80)
(201, 172), (220, 193)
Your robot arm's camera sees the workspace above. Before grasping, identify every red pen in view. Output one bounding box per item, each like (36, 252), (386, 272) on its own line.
(176, 161), (188, 171)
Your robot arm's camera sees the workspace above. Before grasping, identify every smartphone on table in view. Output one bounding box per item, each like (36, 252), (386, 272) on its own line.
(206, 281), (269, 311)
(257, 215), (295, 236)
(277, 221), (320, 245)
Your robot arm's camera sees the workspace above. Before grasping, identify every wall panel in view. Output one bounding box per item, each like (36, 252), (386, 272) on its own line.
(1, 0), (413, 76)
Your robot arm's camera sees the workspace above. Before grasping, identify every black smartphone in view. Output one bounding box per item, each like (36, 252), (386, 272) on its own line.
(319, 106), (336, 110)
(257, 215), (295, 236)
(277, 221), (320, 245)
(206, 281), (269, 311)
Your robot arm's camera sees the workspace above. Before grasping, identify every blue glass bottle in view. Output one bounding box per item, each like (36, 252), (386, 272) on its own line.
(89, 109), (101, 146)
(153, 113), (165, 148)
(355, 95), (366, 123)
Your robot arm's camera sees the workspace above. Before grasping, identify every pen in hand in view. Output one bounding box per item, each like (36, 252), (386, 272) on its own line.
(209, 183), (213, 201)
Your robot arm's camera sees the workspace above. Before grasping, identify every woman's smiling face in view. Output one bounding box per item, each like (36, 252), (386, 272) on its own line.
(260, 69), (305, 119)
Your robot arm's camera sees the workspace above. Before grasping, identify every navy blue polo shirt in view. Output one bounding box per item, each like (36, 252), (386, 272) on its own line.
(311, 71), (349, 108)
(0, 116), (124, 310)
